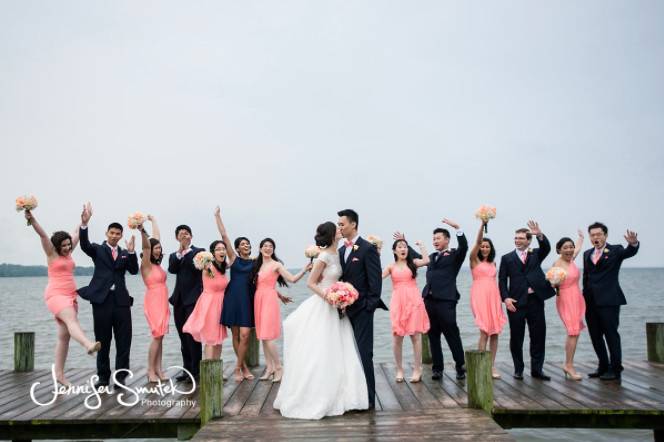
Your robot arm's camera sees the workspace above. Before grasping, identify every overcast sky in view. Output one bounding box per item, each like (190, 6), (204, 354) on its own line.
(1, 1), (662, 268)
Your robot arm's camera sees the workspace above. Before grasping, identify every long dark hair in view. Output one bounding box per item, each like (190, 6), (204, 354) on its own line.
(251, 238), (288, 287)
(477, 238), (496, 263)
(209, 240), (228, 275)
(140, 238), (163, 264)
(50, 231), (72, 256)
(392, 239), (417, 279)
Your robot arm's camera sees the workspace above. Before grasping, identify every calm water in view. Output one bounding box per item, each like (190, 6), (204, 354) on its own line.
(1, 268), (662, 441)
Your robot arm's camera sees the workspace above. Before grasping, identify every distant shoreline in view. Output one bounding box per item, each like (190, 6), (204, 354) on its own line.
(0, 263), (94, 277)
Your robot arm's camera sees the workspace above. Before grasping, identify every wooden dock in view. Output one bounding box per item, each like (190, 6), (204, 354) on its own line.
(2, 360), (664, 441)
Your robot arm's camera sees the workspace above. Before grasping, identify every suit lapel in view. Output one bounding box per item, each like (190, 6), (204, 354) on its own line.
(338, 246), (346, 270)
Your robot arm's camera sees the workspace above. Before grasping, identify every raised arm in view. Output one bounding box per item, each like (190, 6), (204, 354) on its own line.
(276, 262), (310, 284)
(70, 222), (82, 251)
(25, 210), (56, 258)
(572, 230), (584, 260)
(148, 215), (160, 241)
(79, 203), (96, 258)
(621, 229), (640, 260)
(215, 207), (236, 265)
(528, 220), (550, 261)
(139, 226), (152, 273)
(413, 241), (430, 267)
(469, 221), (485, 267)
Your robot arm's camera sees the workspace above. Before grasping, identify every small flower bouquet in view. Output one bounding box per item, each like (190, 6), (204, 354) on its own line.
(193, 251), (215, 278)
(16, 195), (38, 225)
(127, 212), (147, 230)
(546, 266), (567, 294)
(475, 205), (497, 233)
(325, 282), (359, 319)
(366, 235), (383, 252)
(304, 245), (320, 262)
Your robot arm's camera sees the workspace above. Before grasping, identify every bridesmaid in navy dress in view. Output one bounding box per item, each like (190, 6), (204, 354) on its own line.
(215, 207), (256, 381)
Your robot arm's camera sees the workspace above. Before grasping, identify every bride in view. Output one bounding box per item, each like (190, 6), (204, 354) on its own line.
(273, 221), (368, 419)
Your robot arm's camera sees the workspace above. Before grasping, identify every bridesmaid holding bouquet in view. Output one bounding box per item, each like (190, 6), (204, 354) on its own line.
(138, 215), (170, 383)
(25, 208), (100, 386)
(469, 219), (506, 379)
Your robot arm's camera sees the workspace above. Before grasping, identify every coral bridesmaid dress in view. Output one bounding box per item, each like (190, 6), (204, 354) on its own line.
(183, 266), (228, 345)
(44, 255), (78, 316)
(143, 265), (170, 338)
(254, 270), (282, 340)
(469, 262), (507, 336)
(389, 265), (430, 336)
(556, 262), (586, 336)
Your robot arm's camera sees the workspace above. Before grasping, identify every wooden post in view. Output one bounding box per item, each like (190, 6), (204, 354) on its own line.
(199, 359), (223, 426)
(245, 329), (260, 367)
(646, 323), (664, 363)
(14, 332), (34, 372)
(465, 350), (493, 414)
(421, 333), (432, 364)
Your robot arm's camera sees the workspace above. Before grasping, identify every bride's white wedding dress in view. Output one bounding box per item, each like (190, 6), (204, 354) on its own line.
(273, 251), (368, 419)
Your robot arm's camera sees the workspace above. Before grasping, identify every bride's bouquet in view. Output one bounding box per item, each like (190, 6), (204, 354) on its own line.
(546, 266), (567, 295)
(325, 282), (359, 319)
(475, 205), (496, 233)
(127, 211), (147, 230)
(193, 251), (215, 278)
(16, 195), (38, 225)
(304, 245), (320, 262)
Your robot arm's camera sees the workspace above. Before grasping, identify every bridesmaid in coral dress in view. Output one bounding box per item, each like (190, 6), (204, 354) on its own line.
(469, 220), (506, 379)
(552, 231), (586, 381)
(183, 240), (229, 361)
(139, 215), (170, 383)
(24, 209), (100, 386)
(251, 238), (310, 383)
(382, 238), (430, 383)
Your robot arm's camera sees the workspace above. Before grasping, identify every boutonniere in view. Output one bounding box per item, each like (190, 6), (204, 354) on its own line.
(443, 251), (451, 257)
(603, 248), (609, 254)
(527, 248), (533, 254)
(352, 244), (359, 252)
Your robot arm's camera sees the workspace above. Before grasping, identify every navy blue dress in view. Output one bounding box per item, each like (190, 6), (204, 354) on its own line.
(221, 257), (255, 327)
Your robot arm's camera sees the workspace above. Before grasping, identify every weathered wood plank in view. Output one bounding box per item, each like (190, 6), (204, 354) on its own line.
(375, 362), (404, 411)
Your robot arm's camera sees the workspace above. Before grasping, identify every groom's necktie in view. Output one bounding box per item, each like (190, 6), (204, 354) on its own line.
(592, 248), (602, 265)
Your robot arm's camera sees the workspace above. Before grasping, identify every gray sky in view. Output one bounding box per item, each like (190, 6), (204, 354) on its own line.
(1, 1), (662, 267)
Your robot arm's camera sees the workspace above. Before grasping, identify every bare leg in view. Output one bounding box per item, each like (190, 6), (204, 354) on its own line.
(564, 335), (580, 374)
(230, 326), (240, 357)
(478, 331), (488, 352)
(489, 334), (500, 376)
(264, 340), (282, 382)
(56, 307), (96, 350)
(147, 336), (160, 380)
(410, 333), (422, 381)
(238, 327), (252, 378)
(54, 319), (70, 384)
(154, 337), (167, 379)
(393, 335), (404, 381)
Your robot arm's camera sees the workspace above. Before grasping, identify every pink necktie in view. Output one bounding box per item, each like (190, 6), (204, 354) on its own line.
(344, 240), (354, 248)
(112, 248), (118, 261)
(592, 249), (601, 265)
(520, 251), (527, 264)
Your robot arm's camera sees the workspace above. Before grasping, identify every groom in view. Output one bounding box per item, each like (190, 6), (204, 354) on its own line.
(337, 209), (387, 410)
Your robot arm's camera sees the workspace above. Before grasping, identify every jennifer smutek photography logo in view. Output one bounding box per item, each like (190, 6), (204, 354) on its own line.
(30, 365), (197, 410)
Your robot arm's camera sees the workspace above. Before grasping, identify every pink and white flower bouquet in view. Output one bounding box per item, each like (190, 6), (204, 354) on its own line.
(193, 251), (215, 278)
(546, 266), (567, 294)
(16, 195), (38, 225)
(127, 212), (147, 230)
(475, 205), (497, 233)
(304, 245), (320, 261)
(325, 282), (360, 319)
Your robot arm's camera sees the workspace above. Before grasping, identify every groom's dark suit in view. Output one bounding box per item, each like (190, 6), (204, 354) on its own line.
(78, 226), (138, 384)
(339, 236), (386, 409)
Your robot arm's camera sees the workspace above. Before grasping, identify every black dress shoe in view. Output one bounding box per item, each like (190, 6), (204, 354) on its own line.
(431, 370), (443, 380)
(175, 372), (190, 382)
(94, 380), (109, 390)
(456, 370), (466, 380)
(531, 372), (551, 381)
(599, 371), (620, 381)
(587, 370), (606, 378)
(513, 372), (524, 380)
(367, 403), (375, 411)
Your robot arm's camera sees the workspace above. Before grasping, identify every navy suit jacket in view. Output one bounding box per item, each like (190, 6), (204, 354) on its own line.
(420, 234), (468, 302)
(77, 226), (138, 306)
(339, 236), (387, 317)
(168, 246), (204, 307)
(582, 243), (639, 306)
(498, 234), (555, 305)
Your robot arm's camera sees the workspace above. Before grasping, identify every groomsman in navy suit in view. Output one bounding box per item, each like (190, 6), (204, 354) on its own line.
(78, 203), (138, 388)
(404, 219), (468, 380)
(168, 225), (204, 382)
(499, 221), (555, 381)
(583, 222), (639, 381)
